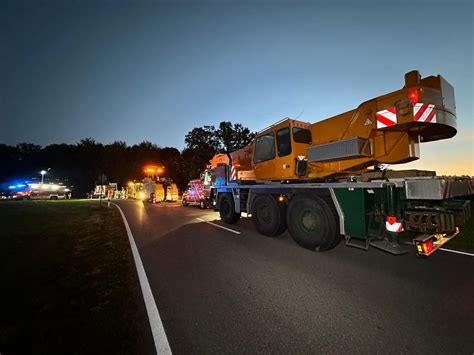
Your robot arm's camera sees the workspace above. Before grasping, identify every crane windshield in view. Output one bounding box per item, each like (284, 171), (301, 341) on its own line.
(293, 127), (312, 144)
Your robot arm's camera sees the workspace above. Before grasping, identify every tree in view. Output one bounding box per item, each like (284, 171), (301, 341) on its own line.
(184, 126), (220, 154)
(218, 121), (255, 152)
(0, 120), (255, 196)
(181, 121), (255, 184)
(184, 121), (254, 154)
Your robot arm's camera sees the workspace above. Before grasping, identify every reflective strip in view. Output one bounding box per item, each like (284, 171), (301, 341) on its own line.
(414, 103), (437, 123)
(376, 107), (397, 128)
(386, 216), (404, 233)
(230, 166), (237, 181)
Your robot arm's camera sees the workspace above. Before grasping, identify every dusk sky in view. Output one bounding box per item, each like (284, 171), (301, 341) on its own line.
(1, 0), (472, 174)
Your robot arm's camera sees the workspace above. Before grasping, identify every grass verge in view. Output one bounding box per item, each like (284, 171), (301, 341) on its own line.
(0, 200), (153, 355)
(445, 205), (474, 253)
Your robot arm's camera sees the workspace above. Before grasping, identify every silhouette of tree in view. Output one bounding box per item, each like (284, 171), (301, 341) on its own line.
(218, 121), (255, 152)
(0, 121), (255, 195)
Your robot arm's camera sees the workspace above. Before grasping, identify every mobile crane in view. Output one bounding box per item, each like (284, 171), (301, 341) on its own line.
(209, 70), (472, 256)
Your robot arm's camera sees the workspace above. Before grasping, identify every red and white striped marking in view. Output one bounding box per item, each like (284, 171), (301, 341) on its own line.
(230, 165), (237, 181)
(386, 216), (404, 233)
(376, 107), (397, 129)
(414, 103), (436, 123)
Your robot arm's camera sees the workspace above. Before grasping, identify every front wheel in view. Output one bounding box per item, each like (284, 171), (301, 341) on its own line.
(219, 193), (240, 224)
(199, 200), (207, 209)
(182, 198), (188, 207)
(286, 196), (337, 251)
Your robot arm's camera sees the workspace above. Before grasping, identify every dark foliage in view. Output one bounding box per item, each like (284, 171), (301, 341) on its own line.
(182, 121), (255, 182)
(1, 121), (254, 197)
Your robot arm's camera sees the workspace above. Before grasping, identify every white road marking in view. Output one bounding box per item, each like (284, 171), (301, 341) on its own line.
(439, 248), (474, 257)
(112, 203), (172, 355)
(196, 218), (241, 235)
(400, 240), (473, 258)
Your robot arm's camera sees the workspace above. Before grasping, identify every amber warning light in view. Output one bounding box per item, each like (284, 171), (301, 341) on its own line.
(143, 165), (164, 175)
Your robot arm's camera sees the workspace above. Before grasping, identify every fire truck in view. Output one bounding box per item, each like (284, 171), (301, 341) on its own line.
(208, 70), (472, 256)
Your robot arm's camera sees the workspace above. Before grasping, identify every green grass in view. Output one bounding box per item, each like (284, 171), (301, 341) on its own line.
(0, 200), (152, 355)
(445, 207), (474, 253)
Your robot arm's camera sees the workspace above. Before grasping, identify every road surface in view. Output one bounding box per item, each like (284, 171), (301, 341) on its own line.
(115, 199), (474, 354)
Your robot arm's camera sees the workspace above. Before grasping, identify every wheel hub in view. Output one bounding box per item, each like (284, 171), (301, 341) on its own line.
(258, 205), (271, 223)
(301, 210), (317, 231)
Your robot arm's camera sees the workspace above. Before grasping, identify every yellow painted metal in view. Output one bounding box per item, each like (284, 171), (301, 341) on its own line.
(242, 71), (457, 180)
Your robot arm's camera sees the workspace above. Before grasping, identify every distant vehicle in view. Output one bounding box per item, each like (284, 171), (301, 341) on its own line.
(182, 178), (211, 209)
(129, 178), (178, 203)
(13, 183), (70, 200)
(92, 183), (117, 199)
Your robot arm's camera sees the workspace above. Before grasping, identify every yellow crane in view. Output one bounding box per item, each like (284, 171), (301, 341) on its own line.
(208, 71), (471, 257)
(229, 70), (456, 181)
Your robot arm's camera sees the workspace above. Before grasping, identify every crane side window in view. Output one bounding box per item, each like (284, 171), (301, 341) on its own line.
(293, 127), (312, 144)
(277, 127), (292, 157)
(254, 132), (275, 163)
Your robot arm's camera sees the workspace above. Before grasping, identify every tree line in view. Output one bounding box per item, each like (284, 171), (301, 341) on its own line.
(0, 121), (255, 197)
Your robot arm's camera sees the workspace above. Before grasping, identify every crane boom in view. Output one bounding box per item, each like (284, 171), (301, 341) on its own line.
(228, 70), (457, 181)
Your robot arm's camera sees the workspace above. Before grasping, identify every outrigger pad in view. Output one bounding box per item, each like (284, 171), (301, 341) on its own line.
(369, 238), (409, 255)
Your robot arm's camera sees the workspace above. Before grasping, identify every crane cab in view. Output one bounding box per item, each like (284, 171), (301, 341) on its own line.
(251, 118), (312, 181)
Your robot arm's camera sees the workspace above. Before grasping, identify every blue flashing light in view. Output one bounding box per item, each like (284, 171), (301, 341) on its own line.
(215, 177), (225, 186)
(5, 181), (28, 190)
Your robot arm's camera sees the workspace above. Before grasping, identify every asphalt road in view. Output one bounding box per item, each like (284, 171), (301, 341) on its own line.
(115, 199), (474, 354)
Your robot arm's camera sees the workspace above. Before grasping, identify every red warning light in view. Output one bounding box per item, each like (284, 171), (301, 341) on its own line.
(408, 89), (419, 105)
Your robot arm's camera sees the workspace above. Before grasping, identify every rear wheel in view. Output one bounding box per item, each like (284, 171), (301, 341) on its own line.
(199, 200), (207, 209)
(252, 194), (287, 237)
(287, 196), (337, 251)
(219, 193), (240, 224)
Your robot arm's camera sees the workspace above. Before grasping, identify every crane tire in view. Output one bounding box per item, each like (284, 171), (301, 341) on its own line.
(252, 194), (287, 237)
(287, 195), (337, 251)
(219, 193), (241, 224)
(321, 196), (342, 249)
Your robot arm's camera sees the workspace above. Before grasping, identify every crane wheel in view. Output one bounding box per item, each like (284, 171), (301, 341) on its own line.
(252, 194), (287, 237)
(219, 193), (241, 224)
(287, 196), (337, 251)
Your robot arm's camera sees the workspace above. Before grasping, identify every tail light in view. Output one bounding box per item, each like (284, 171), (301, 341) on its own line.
(408, 88), (419, 105)
(416, 239), (434, 255)
(421, 240), (433, 255)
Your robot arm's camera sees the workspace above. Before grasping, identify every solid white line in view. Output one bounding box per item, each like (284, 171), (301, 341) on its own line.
(196, 218), (241, 234)
(112, 203), (172, 355)
(439, 248), (474, 257)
